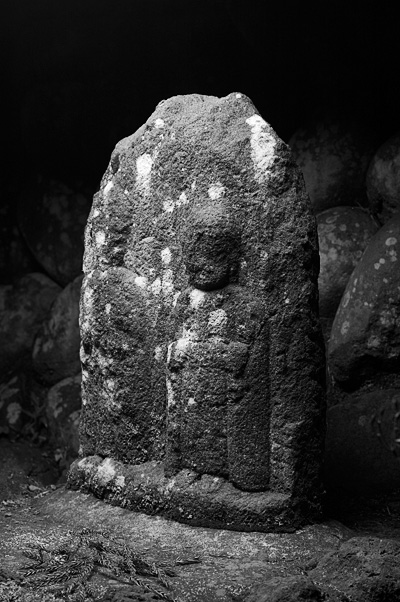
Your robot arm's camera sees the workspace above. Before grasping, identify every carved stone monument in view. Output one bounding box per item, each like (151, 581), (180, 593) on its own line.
(68, 93), (326, 531)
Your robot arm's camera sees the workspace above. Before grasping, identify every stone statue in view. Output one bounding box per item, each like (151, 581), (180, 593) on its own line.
(69, 93), (326, 531)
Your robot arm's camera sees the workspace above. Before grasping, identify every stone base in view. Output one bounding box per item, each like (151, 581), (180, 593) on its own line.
(67, 456), (321, 532)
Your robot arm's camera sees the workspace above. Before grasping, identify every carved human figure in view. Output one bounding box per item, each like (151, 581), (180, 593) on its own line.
(165, 202), (270, 491)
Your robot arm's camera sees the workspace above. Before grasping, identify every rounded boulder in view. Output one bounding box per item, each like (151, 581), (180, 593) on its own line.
(328, 214), (400, 386)
(317, 206), (378, 319)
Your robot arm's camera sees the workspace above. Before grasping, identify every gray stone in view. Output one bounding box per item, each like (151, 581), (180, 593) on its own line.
(245, 576), (324, 602)
(289, 119), (373, 213)
(366, 132), (400, 223)
(32, 274), (83, 385)
(317, 206), (378, 320)
(328, 214), (400, 386)
(17, 179), (91, 286)
(72, 93), (326, 531)
(0, 273), (61, 378)
(324, 389), (400, 494)
(309, 537), (400, 602)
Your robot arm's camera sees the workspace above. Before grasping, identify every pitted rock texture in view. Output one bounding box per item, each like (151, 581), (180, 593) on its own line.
(75, 93), (325, 530)
(317, 206), (378, 319)
(309, 537), (400, 602)
(329, 214), (400, 386)
(18, 179), (91, 286)
(0, 273), (61, 378)
(289, 119), (373, 213)
(32, 274), (83, 385)
(324, 389), (400, 494)
(366, 132), (400, 222)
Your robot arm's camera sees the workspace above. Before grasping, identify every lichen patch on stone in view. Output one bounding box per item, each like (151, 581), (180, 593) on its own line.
(246, 114), (276, 183)
(136, 153), (153, 194)
(190, 288), (206, 309)
(208, 183), (226, 200)
(97, 458), (116, 485)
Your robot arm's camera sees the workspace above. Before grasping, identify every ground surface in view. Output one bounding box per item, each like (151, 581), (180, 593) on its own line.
(0, 438), (399, 601)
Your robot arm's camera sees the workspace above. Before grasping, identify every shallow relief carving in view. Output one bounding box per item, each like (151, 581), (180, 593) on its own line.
(69, 93), (326, 531)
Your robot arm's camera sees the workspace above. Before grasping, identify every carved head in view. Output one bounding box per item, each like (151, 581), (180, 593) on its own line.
(181, 202), (240, 291)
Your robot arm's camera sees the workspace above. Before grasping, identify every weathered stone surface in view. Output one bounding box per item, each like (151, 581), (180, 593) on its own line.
(317, 206), (378, 319)
(309, 537), (400, 602)
(32, 274), (83, 385)
(329, 214), (400, 386)
(289, 119), (373, 212)
(324, 390), (400, 493)
(366, 132), (400, 222)
(17, 179), (91, 286)
(46, 374), (81, 461)
(246, 576), (324, 602)
(74, 93), (326, 531)
(0, 273), (61, 378)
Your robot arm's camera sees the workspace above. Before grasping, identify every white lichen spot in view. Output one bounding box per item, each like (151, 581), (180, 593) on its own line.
(339, 224), (347, 231)
(191, 180), (196, 191)
(161, 247), (172, 265)
(190, 288), (206, 309)
(163, 191), (189, 213)
(236, 93), (242, 99)
(95, 231), (106, 246)
(105, 303), (111, 314)
(340, 320), (350, 336)
(163, 199), (175, 213)
(379, 257), (386, 264)
(97, 458), (116, 484)
(383, 278), (389, 284)
(177, 192), (189, 207)
(328, 247), (338, 261)
(115, 475), (125, 489)
(135, 276), (148, 289)
(162, 269), (174, 298)
(167, 342), (173, 364)
(7, 402), (21, 425)
(342, 291), (351, 308)
(104, 180), (114, 196)
(208, 182), (226, 200)
(284, 297), (290, 304)
(187, 397), (196, 406)
(136, 153), (153, 194)
(245, 114), (276, 183)
(154, 346), (163, 361)
(154, 118), (165, 129)
(107, 380), (115, 391)
(151, 278), (162, 295)
(173, 291), (181, 307)
(385, 237), (397, 246)
(374, 262), (381, 270)
(167, 379), (175, 407)
(92, 209), (100, 218)
(208, 309), (228, 333)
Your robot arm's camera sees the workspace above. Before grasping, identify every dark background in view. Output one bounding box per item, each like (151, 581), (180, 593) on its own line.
(3, 0), (400, 191)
